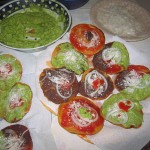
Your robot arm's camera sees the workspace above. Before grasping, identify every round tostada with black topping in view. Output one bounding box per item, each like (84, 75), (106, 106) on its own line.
(0, 124), (33, 150)
(39, 68), (79, 104)
(79, 68), (114, 100)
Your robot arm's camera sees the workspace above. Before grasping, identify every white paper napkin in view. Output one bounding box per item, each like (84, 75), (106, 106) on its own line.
(51, 116), (101, 150)
(50, 36), (150, 150)
(0, 49), (57, 150)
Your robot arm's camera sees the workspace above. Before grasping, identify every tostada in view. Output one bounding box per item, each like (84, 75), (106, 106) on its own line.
(114, 65), (150, 101)
(92, 41), (129, 74)
(0, 124), (33, 150)
(69, 24), (105, 56)
(79, 68), (114, 100)
(51, 42), (89, 75)
(101, 93), (143, 128)
(0, 54), (22, 91)
(39, 68), (79, 104)
(0, 82), (32, 123)
(58, 96), (104, 135)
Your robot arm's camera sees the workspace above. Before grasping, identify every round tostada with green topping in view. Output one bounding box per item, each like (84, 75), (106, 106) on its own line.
(51, 42), (89, 75)
(114, 65), (150, 101)
(0, 54), (22, 91)
(92, 41), (129, 74)
(101, 93), (143, 128)
(0, 82), (32, 123)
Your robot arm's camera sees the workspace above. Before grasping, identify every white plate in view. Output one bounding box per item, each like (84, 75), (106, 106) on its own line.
(90, 0), (150, 41)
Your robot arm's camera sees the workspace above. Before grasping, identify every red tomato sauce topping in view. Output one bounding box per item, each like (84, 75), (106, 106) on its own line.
(70, 24), (105, 56)
(118, 101), (132, 112)
(106, 64), (122, 74)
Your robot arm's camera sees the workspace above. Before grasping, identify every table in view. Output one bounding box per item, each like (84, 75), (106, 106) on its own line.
(0, 0), (150, 150)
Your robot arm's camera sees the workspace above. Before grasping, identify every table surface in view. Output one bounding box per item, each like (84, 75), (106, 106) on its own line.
(0, 0), (150, 150)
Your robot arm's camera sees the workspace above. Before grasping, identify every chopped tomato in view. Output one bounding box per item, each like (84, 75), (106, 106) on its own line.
(92, 78), (104, 89)
(9, 98), (24, 109)
(106, 64), (122, 74)
(118, 101), (132, 112)
(69, 24), (105, 56)
(0, 63), (12, 78)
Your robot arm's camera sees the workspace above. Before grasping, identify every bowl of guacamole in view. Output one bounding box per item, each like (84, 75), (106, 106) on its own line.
(0, 0), (71, 52)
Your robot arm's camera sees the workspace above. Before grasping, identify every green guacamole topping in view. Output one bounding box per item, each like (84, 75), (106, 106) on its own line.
(0, 4), (65, 48)
(0, 131), (4, 137)
(112, 41), (129, 68)
(0, 131), (5, 147)
(121, 74), (150, 101)
(51, 42), (89, 75)
(0, 131), (5, 145)
(101, 93), (143, 128)
(0, 54), (22, 91)
(78, 107), (92, 119)
(0, 90), (8, 118)
(0, 82), (32, 123)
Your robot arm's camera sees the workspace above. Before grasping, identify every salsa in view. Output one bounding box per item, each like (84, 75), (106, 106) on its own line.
(0, 5), (64, 48)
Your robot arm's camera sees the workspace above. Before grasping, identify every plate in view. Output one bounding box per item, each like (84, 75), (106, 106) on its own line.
(90, 0), (150, 41)
(0, 0), (71, 52)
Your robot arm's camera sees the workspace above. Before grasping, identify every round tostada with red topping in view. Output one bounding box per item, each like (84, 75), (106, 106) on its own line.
(39, 68), (79, 104)
(0, 124), (33, 150)
(114, 65), (150, 101)
(0, 82), (32, 123)
(69, 24), (105, 56)
(79, 68), (114, 100)
(101, 93), (143, 128)
(92, 41), (129, 74)
(58, 96), (104, 135)
(0, 54), (22, 91)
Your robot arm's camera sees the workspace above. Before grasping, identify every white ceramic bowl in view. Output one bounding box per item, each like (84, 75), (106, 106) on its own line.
(0, 0), (71, 52)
